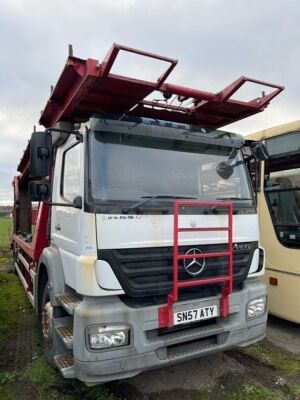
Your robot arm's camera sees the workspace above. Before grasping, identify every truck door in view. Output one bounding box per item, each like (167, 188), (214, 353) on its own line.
(51, 138), (83, 288)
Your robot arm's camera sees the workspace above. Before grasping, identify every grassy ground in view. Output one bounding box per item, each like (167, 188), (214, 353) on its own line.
(0, 217), (12, 247)
(0, 270), (118, 400)
(0, 217), (12, 264)
(244, 341), (300, 375)
(1, 266), (300, 399)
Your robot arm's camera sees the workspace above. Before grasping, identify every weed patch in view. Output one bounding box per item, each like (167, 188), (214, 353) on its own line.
(244, 340), (300, 374)
(24, 356), (119, 400)
(223, 382), (285, 400)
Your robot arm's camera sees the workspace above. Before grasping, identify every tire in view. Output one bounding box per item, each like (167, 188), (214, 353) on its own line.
(38, 275), (56, 366)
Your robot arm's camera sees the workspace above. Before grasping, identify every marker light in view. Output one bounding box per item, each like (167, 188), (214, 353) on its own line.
(247, 297), (267, 319)
(87, 325), (130, 350)
(269, 277), (278, 286)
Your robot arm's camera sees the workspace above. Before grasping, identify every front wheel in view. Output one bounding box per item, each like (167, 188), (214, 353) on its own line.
(38, 278), (55, 366)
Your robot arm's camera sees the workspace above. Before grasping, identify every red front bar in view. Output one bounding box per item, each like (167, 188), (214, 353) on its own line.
(158, 200), (233, 328)
(178, 276), (231, 288)
(178, 227), (229, 232)
(177, 251), (230, 260)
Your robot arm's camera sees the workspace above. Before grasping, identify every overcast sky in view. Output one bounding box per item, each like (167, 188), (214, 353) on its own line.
(1, 0), (300, 205)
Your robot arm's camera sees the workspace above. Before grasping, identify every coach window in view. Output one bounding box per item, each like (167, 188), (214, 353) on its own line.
(61, 144), (81, 202)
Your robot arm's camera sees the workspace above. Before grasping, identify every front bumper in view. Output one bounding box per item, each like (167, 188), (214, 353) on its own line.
(73, 278), (267, 384)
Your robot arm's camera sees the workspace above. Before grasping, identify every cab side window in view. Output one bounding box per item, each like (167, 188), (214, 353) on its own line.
(62, 144), (81, 202)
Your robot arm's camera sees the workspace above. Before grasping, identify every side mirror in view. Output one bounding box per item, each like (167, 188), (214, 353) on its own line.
(30, 131), (52, 177)
(29, 180), (51, 201)
(251, 142), (269, 161)
(216, 161), (234, 180)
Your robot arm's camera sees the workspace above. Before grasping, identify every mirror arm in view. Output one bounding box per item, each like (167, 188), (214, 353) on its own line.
(231, 159), (248, 168)
(42, 193), (82, 209)
(46, 128), (83, 142)
(243, 154), (254, 163)
(43, 200), (79, 208)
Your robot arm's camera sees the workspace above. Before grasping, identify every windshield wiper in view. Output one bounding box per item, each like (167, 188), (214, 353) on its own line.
(122, 194), (197, 214)
(209, 197), (252, 213)
(216, 197), (252, 201)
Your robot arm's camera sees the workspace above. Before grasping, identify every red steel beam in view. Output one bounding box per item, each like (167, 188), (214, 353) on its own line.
(101, 43), (178, 86)
(12, 233), (34, 260)
(161, 83), (217, 102)
(178, 276), (231, 288)
(177, 252), (231, 260)
(39, 43), (284, 129)
(217, 75), (283, 104)
(31, 202), (50, 261)
(178, 227), (229, 232)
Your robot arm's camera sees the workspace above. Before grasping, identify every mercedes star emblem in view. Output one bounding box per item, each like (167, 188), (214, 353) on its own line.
(183, 248), (205, 276)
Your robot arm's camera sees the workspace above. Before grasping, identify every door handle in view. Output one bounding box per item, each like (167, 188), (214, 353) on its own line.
(55, 223), (61, 231)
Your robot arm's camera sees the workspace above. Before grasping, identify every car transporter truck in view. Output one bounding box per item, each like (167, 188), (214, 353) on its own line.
(11, 43), (283, 384)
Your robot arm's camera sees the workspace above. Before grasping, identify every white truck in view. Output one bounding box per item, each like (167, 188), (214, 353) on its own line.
(11, 43), (283, 384)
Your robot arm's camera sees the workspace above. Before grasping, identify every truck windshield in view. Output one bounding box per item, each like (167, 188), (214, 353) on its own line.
(89, 131), (253, 207)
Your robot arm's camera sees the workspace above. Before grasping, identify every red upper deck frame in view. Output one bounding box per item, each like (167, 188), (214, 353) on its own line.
(39, 43), (284, 129)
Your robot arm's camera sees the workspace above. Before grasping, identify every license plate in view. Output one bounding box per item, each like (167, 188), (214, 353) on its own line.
(174, 304), (218, 326)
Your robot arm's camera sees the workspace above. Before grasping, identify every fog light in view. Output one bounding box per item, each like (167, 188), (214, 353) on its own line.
(87, 325), (129, 350)
(247, 297), (266, 319)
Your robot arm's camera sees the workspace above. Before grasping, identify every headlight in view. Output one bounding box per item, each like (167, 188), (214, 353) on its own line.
(247, 296), (267, 319)
(87, 324), (130, 350)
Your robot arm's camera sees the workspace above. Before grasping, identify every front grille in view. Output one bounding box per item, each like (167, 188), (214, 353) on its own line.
(98, 241), (257, 300)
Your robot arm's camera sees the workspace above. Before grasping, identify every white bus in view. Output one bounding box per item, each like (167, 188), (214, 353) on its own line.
(248, 121), (300, 323)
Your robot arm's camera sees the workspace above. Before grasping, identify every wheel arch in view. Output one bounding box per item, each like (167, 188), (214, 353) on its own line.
(35, 246), (65, 312)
